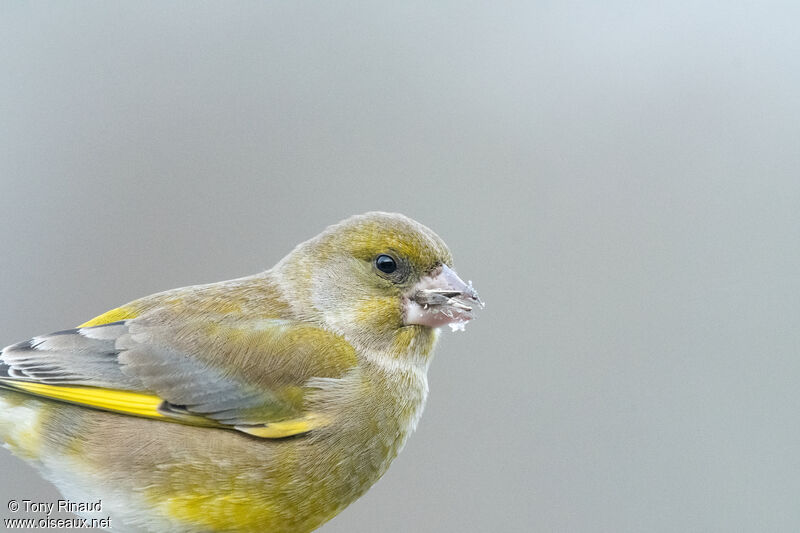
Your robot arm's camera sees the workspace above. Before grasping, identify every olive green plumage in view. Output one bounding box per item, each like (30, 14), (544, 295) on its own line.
(0, 212), (482, 532)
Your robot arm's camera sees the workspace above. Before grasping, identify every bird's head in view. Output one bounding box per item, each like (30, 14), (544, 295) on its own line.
(275, 212), (483, 354)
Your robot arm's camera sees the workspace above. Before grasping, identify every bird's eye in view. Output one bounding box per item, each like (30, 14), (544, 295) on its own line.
(375, 254), (397, 274)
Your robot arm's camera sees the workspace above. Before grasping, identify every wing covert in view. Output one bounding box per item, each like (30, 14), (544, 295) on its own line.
(0, 310), (358, 438)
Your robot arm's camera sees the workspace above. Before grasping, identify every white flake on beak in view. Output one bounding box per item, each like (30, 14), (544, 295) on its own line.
(448, 321), (467, 333)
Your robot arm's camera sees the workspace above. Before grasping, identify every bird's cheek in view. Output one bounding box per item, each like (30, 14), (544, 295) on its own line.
(354, 298), (404, 331)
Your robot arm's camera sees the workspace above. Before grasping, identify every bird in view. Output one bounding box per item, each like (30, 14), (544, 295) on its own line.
(0, 212), (483, 532)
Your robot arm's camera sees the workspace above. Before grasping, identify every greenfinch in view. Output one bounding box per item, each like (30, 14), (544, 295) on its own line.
(0, 212), (483, 532)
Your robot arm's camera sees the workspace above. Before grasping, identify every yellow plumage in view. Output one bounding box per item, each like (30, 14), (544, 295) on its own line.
(78, 306), (139, 328)
(1, 382), (167, 420)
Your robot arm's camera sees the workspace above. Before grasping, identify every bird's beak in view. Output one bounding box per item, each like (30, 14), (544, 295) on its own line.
(403, 265), (484, 330)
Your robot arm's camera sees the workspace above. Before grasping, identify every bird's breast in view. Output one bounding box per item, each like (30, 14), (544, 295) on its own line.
(302, 354), (429, 492)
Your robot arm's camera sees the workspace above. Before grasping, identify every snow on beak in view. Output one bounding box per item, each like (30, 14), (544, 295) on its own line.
(403, 264), (484, 331)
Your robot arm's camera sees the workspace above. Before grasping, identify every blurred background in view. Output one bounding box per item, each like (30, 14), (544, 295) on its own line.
(1, 2), (799, 532)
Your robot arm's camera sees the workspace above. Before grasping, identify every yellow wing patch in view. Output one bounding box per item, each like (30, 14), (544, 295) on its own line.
(78, 306), (139, 328)
(235, 414), (329, 438)
(0, 381), (327, 439)
(2, 381), (167, 420)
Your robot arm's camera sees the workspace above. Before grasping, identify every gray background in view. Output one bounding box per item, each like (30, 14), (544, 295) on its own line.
(1, 2), (799, 532)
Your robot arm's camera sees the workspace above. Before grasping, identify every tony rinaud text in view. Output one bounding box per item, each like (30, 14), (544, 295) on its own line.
(15, 499), (102, 515)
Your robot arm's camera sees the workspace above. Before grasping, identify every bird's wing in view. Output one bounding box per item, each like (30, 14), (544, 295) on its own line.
(0, 306), (359, 439)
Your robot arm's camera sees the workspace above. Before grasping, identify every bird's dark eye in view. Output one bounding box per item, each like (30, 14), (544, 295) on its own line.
(375, 254), (397, 274)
